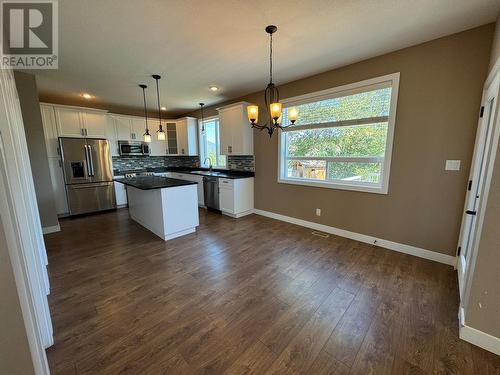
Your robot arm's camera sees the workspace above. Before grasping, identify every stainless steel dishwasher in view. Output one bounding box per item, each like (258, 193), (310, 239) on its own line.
(203, 176), (220, 211)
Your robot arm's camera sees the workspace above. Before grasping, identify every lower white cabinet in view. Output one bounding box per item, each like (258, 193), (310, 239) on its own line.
(47, 157), (69, 215)
(219, 177), (254, 218)
(114, 180), (128, 206)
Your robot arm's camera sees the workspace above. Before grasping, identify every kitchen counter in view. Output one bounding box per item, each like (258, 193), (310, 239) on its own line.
(113, 167), (254, 179)
(114, 176), (197, 190)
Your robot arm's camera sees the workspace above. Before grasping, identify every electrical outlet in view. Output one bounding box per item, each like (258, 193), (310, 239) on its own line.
(315, 208), (321, 216)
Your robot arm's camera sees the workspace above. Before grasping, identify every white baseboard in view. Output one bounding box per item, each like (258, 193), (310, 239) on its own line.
(42, 224), (60, 234)
(460, 323), (500, 356)
(253, 209), (456, 266)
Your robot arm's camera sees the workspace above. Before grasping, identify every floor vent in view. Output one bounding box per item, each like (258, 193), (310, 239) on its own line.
(312, 230), (330, 238)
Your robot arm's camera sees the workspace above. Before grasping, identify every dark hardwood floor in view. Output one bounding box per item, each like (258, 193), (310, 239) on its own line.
(44, 209), (500, 374)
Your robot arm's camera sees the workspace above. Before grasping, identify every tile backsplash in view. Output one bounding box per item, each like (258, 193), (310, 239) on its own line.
(112, 155), (254, 172)
(227, 155), (254, 171)
(112, 156), (199, 171)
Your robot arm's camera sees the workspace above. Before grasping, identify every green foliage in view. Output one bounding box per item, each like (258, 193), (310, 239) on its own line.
(284, 87), (391, 183)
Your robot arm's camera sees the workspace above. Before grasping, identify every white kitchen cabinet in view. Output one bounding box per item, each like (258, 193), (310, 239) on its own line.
(148, 119), (167, 156)
(114, 181), (128, 206)
(82, 111), (107, 138)
(47, 157), (68, 215)
(218, 177), (254, 218)
(131, 117), (147, 141)
(112, 115), (133, 140)
(165, 122), (178, 155)
(54, 106), (108, 138)
(55, 107), (83, 137)
(218, 102), (253, 156)
(176, 117), (198, 156)
(40, 104), (59, 158)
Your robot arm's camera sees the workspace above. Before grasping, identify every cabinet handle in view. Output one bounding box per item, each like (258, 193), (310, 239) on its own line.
(222, 180), (228, 184)
(58, 159), (62, 168)
(56, 147), (60, 155)
(81, 128), (84, 136)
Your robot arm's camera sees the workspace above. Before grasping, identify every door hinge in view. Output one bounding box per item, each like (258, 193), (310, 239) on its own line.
(467, 180), (472, 191)
(457, 246), (461, 256)
(480, 106), (484, 118)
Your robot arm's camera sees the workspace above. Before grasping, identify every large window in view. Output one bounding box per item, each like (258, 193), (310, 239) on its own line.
(279, 73), (399, 194)
(199, 117), (226, 168)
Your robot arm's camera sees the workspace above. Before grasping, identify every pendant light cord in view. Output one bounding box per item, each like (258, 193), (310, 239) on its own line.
(141, 85), (148, 131)
(269, 33), (273, 85)
(154, 76), (162, 128)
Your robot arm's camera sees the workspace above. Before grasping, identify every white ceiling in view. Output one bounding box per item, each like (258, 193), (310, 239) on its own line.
(34, 0), (499, 116)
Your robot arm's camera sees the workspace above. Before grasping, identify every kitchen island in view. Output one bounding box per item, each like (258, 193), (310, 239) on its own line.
(114, 176), (199, 241)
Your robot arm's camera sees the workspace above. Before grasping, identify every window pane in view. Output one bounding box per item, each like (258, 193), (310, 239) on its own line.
(326, 162), (382, 183)
(286, 123), (387, 158)
(286, 160), (326, 180)
(201, 119), (226, 168)
(283, 87), (391, 126)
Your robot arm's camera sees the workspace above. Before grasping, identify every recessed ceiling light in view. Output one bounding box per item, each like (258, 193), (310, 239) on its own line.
(81, 93), (93, 99)
(161, 106), (167, 111)
(209, 85), (219, 92)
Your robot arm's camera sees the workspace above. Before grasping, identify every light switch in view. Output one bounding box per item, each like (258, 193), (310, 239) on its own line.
(445, 160), (461, 171)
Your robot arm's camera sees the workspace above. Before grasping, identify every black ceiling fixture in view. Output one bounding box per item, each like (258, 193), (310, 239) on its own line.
(247, 25), (299, 137)
(152, 74), (166, 141)
(139, 84), (151, 143)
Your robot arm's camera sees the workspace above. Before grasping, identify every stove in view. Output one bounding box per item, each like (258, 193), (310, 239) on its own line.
(124, 172), (155, 178)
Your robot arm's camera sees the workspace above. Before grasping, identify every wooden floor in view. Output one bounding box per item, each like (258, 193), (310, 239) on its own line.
(44, 209), (500, 374)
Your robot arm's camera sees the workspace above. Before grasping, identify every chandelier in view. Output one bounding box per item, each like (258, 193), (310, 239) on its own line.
(247, 25), (299, 137)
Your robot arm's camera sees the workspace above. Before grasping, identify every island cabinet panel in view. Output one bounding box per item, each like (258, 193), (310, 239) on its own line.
(124, 182), (199, 241)
(218, 102), (253, 156)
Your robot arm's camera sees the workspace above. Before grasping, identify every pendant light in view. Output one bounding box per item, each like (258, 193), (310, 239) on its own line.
(152, 74), (166, 141)
(199, 103), (205, 133)
(247, 25), (299, 137)
(139, 84), (151, 143)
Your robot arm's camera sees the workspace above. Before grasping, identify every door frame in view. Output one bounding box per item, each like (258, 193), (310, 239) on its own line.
(457, 58), (500, 315)
(0, 69), (51, 373)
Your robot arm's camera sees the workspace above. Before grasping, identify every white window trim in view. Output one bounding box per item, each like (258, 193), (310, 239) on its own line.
(277, 72), (400, 194)
(198, 115), (227, 168)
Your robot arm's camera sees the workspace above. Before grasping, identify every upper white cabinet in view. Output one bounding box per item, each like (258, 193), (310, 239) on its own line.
(218, 102), (253, 156)
(82, 111), (108, 138)
(175, 117), (198, 156)
(54, 106), (107, 138)
(149, 119), (168, 156)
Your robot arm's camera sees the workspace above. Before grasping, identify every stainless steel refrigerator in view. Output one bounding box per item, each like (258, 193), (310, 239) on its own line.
(59, 137), (116, 215)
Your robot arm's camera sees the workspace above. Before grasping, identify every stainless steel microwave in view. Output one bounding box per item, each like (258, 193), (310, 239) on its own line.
(118, 141), (150, 156)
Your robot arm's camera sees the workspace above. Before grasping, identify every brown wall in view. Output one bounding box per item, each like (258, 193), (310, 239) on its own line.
(188, 24), (494, 256)
(0, 217), (35, 375)
(465, 16), (500, 340)
(14, 72), (59, 229)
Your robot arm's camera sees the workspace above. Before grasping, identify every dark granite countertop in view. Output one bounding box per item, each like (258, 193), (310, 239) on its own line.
(114, 176), (197, 190)
(113, 167), (255, 180)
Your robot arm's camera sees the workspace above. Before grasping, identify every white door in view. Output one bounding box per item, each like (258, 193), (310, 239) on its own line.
(218, 107), (235, 155)
(457, 82), (499, 299)
(55, 107), (84, 137)
(82, 112), (107, 138)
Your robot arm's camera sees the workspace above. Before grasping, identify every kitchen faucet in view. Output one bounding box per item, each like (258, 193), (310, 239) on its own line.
(204, 157), (213, 171)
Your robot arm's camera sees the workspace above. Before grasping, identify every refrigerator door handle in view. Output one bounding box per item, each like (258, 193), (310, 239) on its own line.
(88, 145), (95, 176)
(84, 145), (91, 176)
